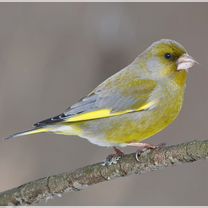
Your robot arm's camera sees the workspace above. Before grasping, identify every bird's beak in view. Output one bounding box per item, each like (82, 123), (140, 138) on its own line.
(176, 53), (198, 71)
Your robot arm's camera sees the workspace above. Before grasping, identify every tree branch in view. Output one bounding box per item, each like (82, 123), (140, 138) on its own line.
(0, 139), (208, 205)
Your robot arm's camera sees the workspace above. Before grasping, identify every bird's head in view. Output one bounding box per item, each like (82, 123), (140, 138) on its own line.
(139, 39), (198, 84)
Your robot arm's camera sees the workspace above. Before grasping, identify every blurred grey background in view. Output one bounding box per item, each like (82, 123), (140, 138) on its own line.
(0, 3), (207, 205)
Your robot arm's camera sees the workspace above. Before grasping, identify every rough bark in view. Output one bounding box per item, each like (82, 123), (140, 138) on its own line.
(0, 140), (208, 205)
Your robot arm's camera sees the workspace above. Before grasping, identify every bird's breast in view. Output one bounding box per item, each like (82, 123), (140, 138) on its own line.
(74, 81), (186, 146)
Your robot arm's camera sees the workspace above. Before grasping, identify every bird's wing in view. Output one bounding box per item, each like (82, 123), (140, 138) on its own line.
(34, 76), (158, 127)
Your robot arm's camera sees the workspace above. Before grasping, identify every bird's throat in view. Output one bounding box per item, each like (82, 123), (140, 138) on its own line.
(173, 70), (188, 87)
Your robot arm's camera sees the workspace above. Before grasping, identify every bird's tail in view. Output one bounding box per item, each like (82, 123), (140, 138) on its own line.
(3, 127), (48, 140)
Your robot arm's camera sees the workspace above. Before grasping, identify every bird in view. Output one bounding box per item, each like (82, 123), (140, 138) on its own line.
(4, 39), (197, 155)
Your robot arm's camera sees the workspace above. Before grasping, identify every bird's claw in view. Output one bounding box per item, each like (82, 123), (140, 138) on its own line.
(135, 142), (166, 161)
(102, 147), (124, 166)
(135, 149), (145, 161)
(102, 154), (122, 166)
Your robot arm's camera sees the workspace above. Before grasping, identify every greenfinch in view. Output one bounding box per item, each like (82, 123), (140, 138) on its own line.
(4, 39), (197, 150)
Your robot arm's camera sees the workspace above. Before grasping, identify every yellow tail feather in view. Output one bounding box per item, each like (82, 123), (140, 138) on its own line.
(4, 127), (48, 140)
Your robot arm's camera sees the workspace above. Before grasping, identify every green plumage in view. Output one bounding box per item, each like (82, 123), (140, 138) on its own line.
(5, 39), (196, 148)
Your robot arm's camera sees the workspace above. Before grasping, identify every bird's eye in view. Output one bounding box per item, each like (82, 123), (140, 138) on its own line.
(164, 53), (174, 60)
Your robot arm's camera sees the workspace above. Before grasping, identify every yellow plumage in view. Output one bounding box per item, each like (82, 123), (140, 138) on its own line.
(4, 39), (197, 148)
(65, 100), (157, 122)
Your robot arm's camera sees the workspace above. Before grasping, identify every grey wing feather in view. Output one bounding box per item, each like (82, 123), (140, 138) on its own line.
(34, 92), (104, 127)
(34, 69), (157, 127)
(34, 83), (156, 127)
(66, 93), (130, 115)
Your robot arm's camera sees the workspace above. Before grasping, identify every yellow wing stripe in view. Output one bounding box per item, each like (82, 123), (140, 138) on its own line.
(65, 100), (156, 122)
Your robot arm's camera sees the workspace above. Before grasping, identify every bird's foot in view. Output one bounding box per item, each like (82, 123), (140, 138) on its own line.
(102, 147), (125, 166)
(127, 142), (166, 161)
